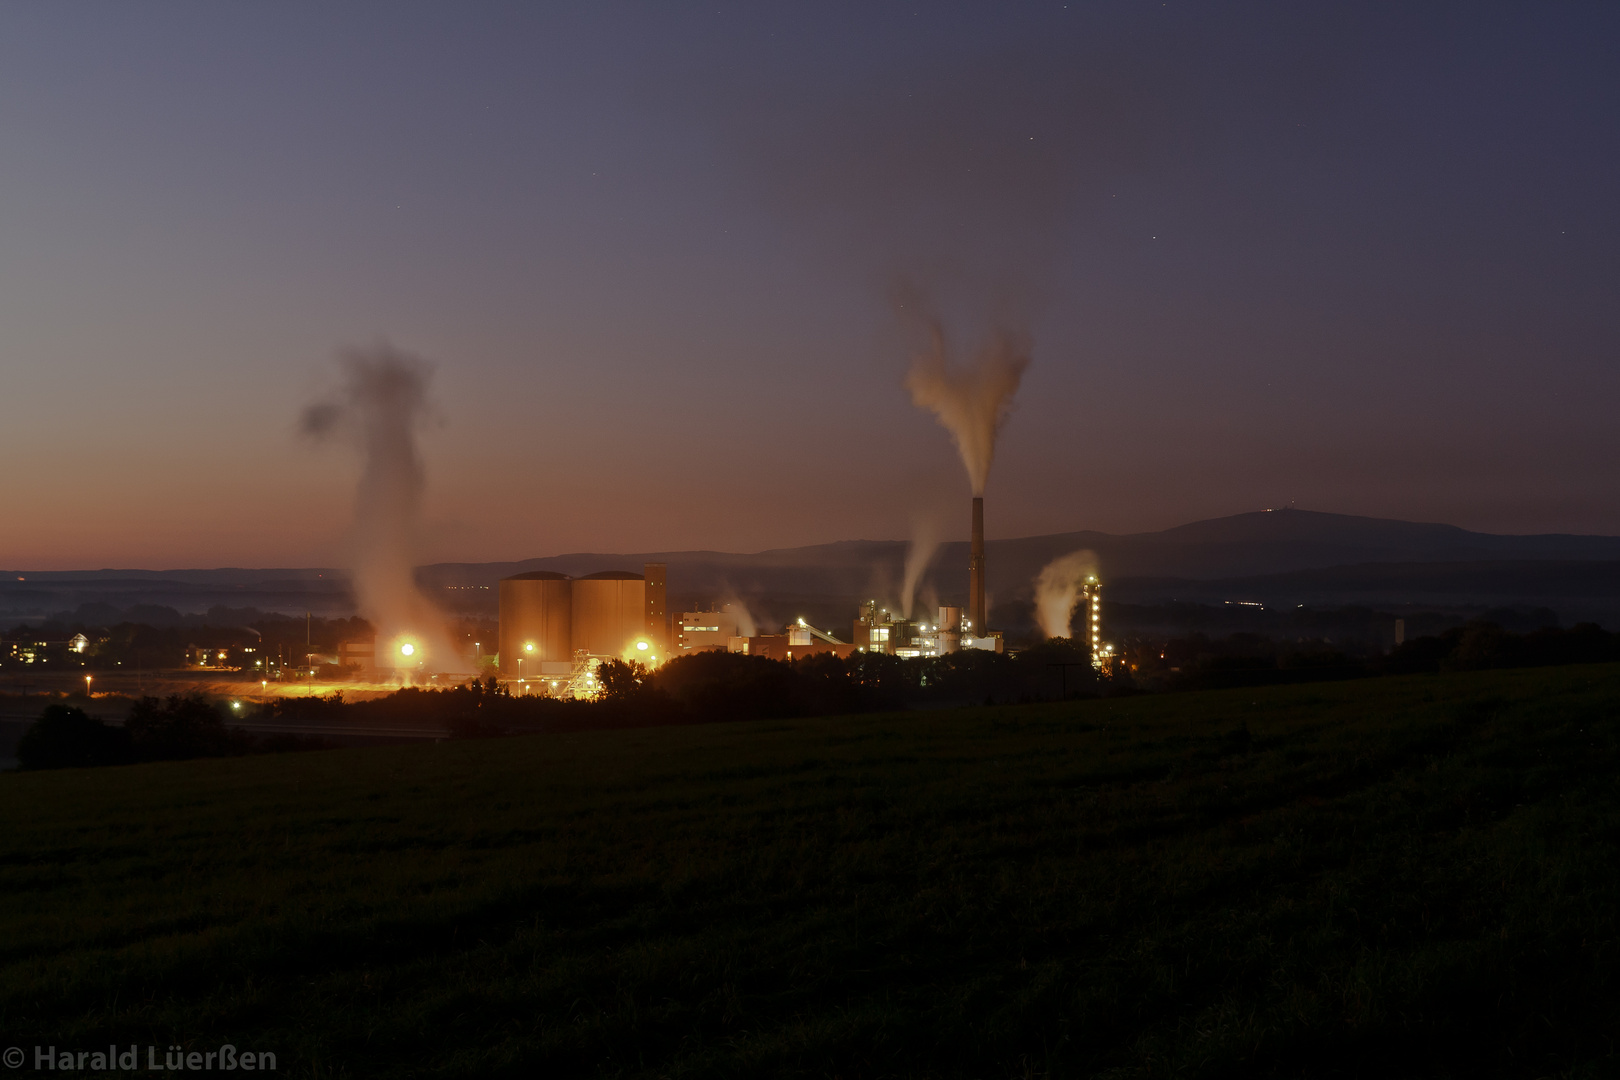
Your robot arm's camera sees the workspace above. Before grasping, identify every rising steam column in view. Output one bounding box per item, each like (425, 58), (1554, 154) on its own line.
(898, 296), (1027, 656)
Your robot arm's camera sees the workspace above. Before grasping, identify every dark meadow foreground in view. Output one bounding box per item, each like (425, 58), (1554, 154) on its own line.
(1, 665), (1617, 1078)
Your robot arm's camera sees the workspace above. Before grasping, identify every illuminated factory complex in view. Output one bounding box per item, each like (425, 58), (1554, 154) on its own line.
(492, 476), (1104, 695)
(493, 497), (1104, 695)
(492, 537), (1106, 695)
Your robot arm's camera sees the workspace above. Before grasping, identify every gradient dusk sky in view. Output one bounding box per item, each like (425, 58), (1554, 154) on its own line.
(3, 3), (1618, 570)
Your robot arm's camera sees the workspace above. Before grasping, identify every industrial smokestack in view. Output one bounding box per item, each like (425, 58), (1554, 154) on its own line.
(969, 496), (985, 635)
(896, 287), (1027, 639)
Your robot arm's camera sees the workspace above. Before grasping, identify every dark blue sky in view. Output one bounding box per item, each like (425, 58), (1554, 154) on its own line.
(3, 3), (1618, 568)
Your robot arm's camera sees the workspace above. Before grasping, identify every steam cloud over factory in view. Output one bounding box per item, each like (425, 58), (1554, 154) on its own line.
(480, 292), (1115, 694)
(304, 293), (1109, 694)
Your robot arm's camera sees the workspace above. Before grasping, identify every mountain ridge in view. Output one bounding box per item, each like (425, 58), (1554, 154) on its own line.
(5, 508), (1620, 623)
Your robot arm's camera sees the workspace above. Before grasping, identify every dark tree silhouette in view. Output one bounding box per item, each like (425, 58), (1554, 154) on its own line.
(125, 694), (242, 761)
(16, 706), (130, 770)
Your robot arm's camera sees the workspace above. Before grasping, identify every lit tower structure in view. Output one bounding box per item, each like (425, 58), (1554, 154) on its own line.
(1081, 575), (1103, 667)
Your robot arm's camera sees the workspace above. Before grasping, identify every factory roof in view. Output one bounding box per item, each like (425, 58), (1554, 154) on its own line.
(578, 569), (644, 581)
(503, 570), (569, 581)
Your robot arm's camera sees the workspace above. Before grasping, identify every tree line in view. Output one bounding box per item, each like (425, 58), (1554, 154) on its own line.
(16, 695), (329, 770)
(13, 620), (1620, 770)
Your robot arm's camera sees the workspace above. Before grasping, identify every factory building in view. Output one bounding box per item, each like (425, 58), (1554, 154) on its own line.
(838, 492), (1005, 659)
(645, 563), (666, 655)
(746, 619), (855, 661)
(674, 605), (746, 654)
(498, 562), (668, 683)
(853, 600), (1001, 657)
(673, 607), (855, 661)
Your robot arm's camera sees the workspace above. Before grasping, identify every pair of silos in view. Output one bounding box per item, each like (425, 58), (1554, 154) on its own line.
(498, 565), (665, 676)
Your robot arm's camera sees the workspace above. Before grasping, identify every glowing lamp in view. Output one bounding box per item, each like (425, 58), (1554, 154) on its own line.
(525, 642), (536, 653)
(636, 640), (650, 652)
(400, 643), (415, 657)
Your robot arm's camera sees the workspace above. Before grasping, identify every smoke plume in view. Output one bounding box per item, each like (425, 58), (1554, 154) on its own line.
(301, 344), (462, 675)
(900, 513), (941, 620)
(720, 592), (759, 638)
(1034, 550), (1098, 640)
(899, 290), (1031, 495)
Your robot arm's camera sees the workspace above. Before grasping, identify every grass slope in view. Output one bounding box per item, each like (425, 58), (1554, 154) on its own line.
(2, 667), (1619, 1078)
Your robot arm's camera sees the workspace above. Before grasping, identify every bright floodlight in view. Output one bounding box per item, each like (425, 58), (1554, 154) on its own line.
(636, 640), (650, 651)
(525, 642), (536, 653)
(400, 643), (415, 657)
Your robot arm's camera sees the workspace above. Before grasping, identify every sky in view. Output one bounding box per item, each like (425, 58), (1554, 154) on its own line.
(3, 1), (1618, 570)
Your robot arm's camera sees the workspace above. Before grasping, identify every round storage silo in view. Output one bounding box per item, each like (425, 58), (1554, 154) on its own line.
(570, 570), (648, 658)
(499, 571), (573, 675)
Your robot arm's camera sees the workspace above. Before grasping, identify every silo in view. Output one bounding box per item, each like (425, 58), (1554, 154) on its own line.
(571, 570), (648, 658)
(498, 571), (572, 676)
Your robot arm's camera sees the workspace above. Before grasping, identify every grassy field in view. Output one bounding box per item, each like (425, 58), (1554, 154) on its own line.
(2, 666), (1618, 1078)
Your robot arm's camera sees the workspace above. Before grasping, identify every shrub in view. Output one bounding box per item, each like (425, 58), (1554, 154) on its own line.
(16, 706), (131, 770)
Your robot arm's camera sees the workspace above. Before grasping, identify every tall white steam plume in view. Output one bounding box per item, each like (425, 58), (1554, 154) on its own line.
(1034, 550), (1098, 639)
(900, 294), (1031, 495)
(900, 513), (941, 620)
(301, 344), (463, 675)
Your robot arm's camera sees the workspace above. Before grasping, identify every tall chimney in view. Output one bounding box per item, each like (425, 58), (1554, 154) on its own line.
(969, 496), (986, 635)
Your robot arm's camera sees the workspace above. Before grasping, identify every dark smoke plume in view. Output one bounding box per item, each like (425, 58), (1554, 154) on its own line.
(301, 344), (462, 674)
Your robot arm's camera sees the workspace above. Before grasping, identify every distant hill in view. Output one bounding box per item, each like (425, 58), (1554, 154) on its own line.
(1107, 559), (1620, 626)
(419, 507), (1620, 588)
(6, 509), (1620, 625)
